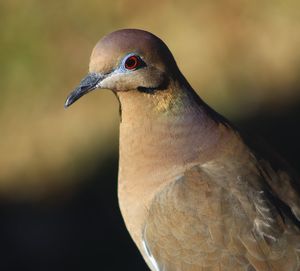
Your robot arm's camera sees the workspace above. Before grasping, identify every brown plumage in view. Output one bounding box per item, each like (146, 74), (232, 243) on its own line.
(65, 29), (300, 271)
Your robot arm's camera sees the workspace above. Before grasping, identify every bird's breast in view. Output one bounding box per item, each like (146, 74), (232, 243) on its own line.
(117, 114), (205, 250)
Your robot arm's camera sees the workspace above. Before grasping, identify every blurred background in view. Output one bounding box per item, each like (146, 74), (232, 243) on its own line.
(1, 0), (300, 270)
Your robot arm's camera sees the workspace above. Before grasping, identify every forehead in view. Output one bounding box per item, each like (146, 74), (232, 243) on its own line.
(89, 29), (174, 73)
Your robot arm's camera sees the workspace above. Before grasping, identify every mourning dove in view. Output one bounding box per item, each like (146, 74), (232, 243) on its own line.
(65, 29), (300, 271)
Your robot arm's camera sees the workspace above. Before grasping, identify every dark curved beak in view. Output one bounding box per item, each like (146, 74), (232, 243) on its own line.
(64, 73), (104, 108)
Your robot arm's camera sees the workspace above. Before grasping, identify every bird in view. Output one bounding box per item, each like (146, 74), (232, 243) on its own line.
(65, 29), (300, 271)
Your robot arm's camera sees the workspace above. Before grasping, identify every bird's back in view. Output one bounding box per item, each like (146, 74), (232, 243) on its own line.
(116, 84), (300, 271)
(143, 128), (300, 271)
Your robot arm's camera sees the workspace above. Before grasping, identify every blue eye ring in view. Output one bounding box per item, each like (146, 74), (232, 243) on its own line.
(124, 55), (140, 70)
(123, 53), (147, 71)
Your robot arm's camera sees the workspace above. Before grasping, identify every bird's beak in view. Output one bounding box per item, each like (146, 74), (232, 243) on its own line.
(64, 73), (104, 108)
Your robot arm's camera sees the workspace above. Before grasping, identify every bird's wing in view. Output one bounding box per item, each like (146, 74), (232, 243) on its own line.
(243, 132), (300, 223)
(144, 160), (300, 271)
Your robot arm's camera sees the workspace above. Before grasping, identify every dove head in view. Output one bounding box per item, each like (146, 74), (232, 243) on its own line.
(65, 29), (193, 109)
(65, 29), (225, 171)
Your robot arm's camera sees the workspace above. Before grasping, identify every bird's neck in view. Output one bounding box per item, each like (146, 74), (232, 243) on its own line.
(117, 81), (229, 185)
(116, 81), (233, 246)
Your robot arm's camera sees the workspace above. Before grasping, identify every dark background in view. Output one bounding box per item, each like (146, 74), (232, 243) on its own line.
(1, 1), (300, 270)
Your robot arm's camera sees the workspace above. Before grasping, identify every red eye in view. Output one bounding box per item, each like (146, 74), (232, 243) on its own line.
(125, 55), (140, 70)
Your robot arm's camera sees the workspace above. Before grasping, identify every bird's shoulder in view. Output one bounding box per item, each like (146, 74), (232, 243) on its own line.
(143, 156), (300, 271)
(143, 164), (252, 271)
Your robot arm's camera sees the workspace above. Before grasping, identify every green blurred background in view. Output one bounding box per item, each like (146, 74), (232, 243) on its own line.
(1, 0), (300, 270)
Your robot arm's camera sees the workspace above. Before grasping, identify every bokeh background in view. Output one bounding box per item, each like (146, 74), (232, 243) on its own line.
(1, 0), (300, 270)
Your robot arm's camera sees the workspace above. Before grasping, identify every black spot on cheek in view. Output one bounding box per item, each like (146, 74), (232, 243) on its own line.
(137, 86), (157, 94)
(137, 76), (170, 94)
